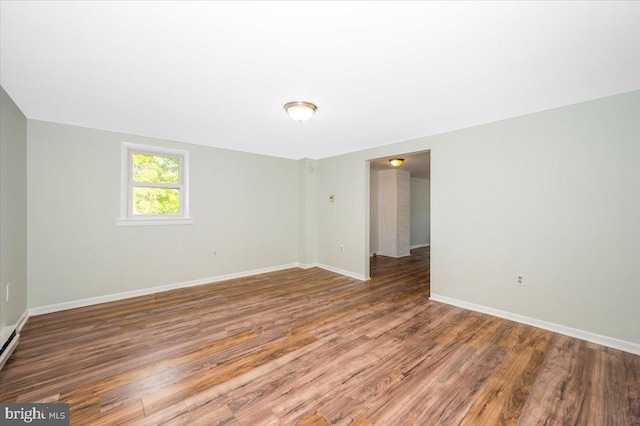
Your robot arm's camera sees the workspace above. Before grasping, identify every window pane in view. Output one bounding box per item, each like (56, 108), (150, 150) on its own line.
(132, 153), (179, 184)
(132, 187), (180, 215)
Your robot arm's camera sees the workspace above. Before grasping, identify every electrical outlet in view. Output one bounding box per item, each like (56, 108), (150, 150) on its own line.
(6, 283), (10, 302)
(212, 251), (217, 257)
(516, 274), (525, 286)
(339, 245), (344, 253)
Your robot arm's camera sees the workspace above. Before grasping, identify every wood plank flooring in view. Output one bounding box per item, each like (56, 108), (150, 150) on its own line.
(1, 247), (638, 425)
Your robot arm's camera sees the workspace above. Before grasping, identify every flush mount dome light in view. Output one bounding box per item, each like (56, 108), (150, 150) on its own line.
(284, 101), (317, 122)
(389, 158), (404, 167)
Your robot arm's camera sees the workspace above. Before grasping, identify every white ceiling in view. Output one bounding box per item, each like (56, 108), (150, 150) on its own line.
(1, 2), (639, 160)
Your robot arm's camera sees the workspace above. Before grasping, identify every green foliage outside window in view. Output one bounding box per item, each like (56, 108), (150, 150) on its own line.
(132, 153), (181, 215)
(132, 153), (179, 183)
(132, 187), (180, 215)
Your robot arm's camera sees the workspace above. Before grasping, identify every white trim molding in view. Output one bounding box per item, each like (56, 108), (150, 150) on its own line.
(296, 262), (368, 281)
(118, 142), (194, 226)
(116, 218), (194, 227)
(0, 334), (19, 371)
(377, 252), (411, 259)
(410, 243), (430, 249)
(16, 309), (29, 333)
(30, 263), (298, 316)
(316, 263), (368, 281)
(429, 294), (640, 356)
(0, 309), (27, 371)
(28, 262), (370, 317)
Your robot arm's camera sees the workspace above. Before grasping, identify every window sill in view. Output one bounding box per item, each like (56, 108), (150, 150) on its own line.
(115, 218), (195, 227)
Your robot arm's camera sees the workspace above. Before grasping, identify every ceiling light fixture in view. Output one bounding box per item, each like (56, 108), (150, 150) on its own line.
(284, 101), (317, 122)
(389, 158), (404, 167)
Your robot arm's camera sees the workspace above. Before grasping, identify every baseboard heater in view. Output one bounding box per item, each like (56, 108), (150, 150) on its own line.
(0, 330), (19, 371)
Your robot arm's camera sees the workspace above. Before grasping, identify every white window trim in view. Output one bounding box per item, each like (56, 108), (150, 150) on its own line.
(116, 142), (194, 227)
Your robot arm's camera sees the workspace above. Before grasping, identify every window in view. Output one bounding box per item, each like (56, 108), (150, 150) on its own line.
(117, 142), (193, 226)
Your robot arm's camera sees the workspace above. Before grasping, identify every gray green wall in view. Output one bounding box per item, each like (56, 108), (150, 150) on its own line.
(27, 120), (299, 309)
(0, 86), (28, 346)
(317, 90), (640, 345)
(410, 177), (430, 247)
(317, 154), (368, 278)
(297, 158), (318, 266)
(369, 170), (379, 254)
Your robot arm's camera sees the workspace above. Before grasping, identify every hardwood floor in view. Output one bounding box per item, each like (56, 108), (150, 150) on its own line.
(1, 247), (638, 425)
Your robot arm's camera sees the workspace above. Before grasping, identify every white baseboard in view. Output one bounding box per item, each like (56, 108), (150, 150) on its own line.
(0, 309), (29, 347)
(296, 262), (317, 270)
(29, 263), (300, 316)
(316, 263), (367, 281)
(29, 261), (369, 317)
(0, 309), (29, 371)
(0, 333), (19, 371)
(410, 243), (430, 249)
(377, 252), (411, 258)
(297, 262), (368, 281)
(16, 309), (29, 333)
(429, 294), (640, 356)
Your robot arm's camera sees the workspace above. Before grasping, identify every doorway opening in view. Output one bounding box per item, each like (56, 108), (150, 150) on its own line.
(367, 151), (430, 289)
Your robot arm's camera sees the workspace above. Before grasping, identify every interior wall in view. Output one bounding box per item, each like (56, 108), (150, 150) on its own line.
(378, 169), (411, 257)
(369, 170), (379, 254)
(27, 120), (299, 309)
(316, 90), (640, 345)
(0, 86), (28, 345)
(316, 154), (367, 278)
(297, 158), (318, 266)
(377, 169), (398, 257)
(410, 177), (430, 247)
(396, 170), (410, 256)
